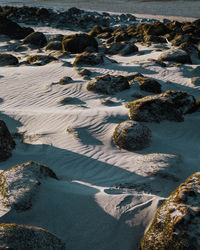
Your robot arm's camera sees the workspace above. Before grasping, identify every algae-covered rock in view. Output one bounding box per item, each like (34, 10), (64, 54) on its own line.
(141, 172), (200, 250)
(158, 48), (192, 64)
(125, 90), (196, 122)
(87, 74), (129, 94)
(73, 52), (104, 67)
(0, 161), (58, 211)
(0, 223), (66, 250)
(106, 42), (138, 56)
(134, 77), (162, 94)
(0, 119), (15, 161)
(23, 32), (47, 48)
(58, 76), (73, 85)
(26, 55), (57, 65)
(113, 120), (151, 150)
(62, 33), (98, 53)
(0, 53), (18, 66)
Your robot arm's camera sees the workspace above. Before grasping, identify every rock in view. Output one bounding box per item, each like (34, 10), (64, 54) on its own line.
(134, 77), (162, 93)
(141, 172), (200, 250)
(88, 25), (103, 37)
(87, 74), (129, 94)
(0, 223), (65, 249)
(113, 120), (151, 150)
(46, 41), (62, 51)
(62, 33), (98, 53)
(58, 76), (73, 85)
(0, 119), (15, 161)
(23, 32), (47, 48)
(125, 90), (196, 122)
(0, 16), (33, 39)
(125, 72), (144, 82)
(0, 54), (18, 66)
(191, 77), (200, 86)
(158, 48), (192, 64)
(73, 52), (104, 67)
(0, 161), (57, 210)
(171, 34), (189, 47)
(143, 35), (167, 44)
(137, 21), (169, 36)
(36, 7), (50, 18)
(106, 42), (138, 56)
(78, 68), (92, 78)
(26, 55), (57, 66)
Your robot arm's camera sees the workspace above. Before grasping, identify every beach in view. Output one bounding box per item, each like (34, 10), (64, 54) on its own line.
(0, 1), (199, 249)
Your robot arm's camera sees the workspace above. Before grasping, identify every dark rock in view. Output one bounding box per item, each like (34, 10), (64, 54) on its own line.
(134, 77), (162, 93)
(78, 68), (92, 77)
(171, 34), (189, 46)
(46, 41), (62, 51)
(23, 32), (47, 48)
(0, 119), (15, 161)
(36, 8), (50, 18)
(87, 74), (129, 94)
(88, 25), (103, 37)
(137, 22), (169, 36)
(125, 90), (196, 122)
(58, 76), (73, 85)
(0, 223), (65, 249)
(158, 48), (192, 64)
(0, 54), (18, 66)
(125, 72), (144, 82)
(26, 55), (57, 66)
(48, 34), (64, 42)
(106, 42), (138, 56)
(144, 35), (167, 44)
(73, 52), (104, 67)
(0, 16), (33, 39)
(62, 33), (98, 54)
(113, 120), (151, 150)
(141, 172), (200, 250)
(0, 161), (58, 210)
(191, 77), (200, 86)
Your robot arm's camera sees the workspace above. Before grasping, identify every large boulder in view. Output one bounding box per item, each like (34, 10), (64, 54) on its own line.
(23, 32), (47, 47)
(87, 74), (129, 94)
(158, 48), (192, 64)
(113, 120), (151, 150)
(141, 172), (200, 249)
(0, 53), (18, 66)
(0, 223), (65, 249)
(0, 119), (15, 161)
(0, 161), (57, 211)
(125, 90), (196, 122)
(62, 33), (98, 53)
(0, 16), (33, 39)
(134, 77), (162, 94)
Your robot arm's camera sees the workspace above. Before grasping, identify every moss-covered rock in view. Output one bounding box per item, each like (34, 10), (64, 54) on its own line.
(106, 41), (138, 56)
(0, 119), (15, 161)
(87, 74), (129, 94)
(88, 25), (103, 37)
(113, 120), (151, 150)
(141, 172), (200, 250)
(0, 53), (18, 66)
(26, 55), (57, 66)
(134, 77), (162, 94)
(23, 32), (47, 48)
(62, 33), (98, 53)
(73, 52), (104, 67)
(0, 223), (65, 249)
(158, 48), (192, 64)
(0, 161), (58, 211)
(125, 90), (196, 122)
(58, 76), (73, 85)
(137, 21), (169, 36)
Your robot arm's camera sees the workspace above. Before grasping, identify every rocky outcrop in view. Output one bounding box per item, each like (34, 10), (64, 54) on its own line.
(0, 223), (65, 249)
(62, 33), (98, 53)
(0, 119), (15, 161)
(125, 90), (196, 122)
(87, 74), (129, 94)
(0, 54), (18, 66)
(23, 32), (47, 48)
(158, 48), (192, 64)
(113, 120), (151, 150)
(141, 172), (200, 249)
(0, 161), (58, 211)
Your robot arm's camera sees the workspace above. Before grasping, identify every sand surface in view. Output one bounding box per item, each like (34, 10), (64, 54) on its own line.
(0, 2), (200, 250)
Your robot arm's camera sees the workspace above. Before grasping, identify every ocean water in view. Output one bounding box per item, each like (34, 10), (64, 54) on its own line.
(0, 0), (199, 18)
